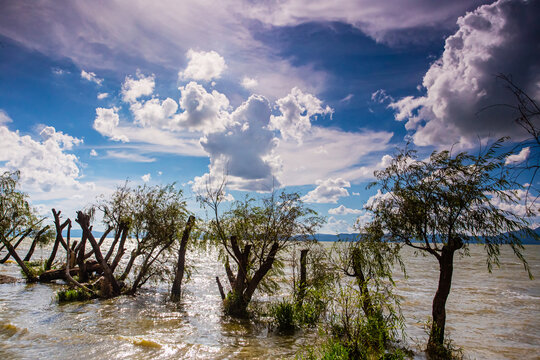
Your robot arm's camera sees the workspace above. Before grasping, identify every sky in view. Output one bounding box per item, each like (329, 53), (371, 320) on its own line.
(0, 0), (538, 233)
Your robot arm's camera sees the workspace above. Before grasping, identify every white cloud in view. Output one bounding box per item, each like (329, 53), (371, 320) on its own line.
(340, 93), (354, 103)
(328, 205), (364, 215)
(505, 147), (530, 165)
(121, 71), (155, 103)
(81, 69), (103, 85)
(0, 119), (86, 193)
(39, 126), (82, 150)
(389, 0), (540, 148)
(179, 49), (226, 81)
(270, 87), (333, 142)
(0, 110), (13, 125)
(371, 89), (394, 104)
(97, 92), (109, 99)
(319, 216), (354, 234)
(105, 151), (156, 163)
(130, 97), (178, 128)
(141, 173), (151, 182)
(302, 178), (350, 203)
(244, 0), (487, 44)
(276, 128), (393, 186)
(241, 76), (258, 90)
(173, 82), (230, 132)
(195, 94), (279, 192)
(90, 149), (98, 156)
(93, 107), (129, 142)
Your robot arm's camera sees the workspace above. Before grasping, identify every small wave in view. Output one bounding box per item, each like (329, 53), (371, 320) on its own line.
(118, 335), (162, 348)
(0, 323), (28, 337)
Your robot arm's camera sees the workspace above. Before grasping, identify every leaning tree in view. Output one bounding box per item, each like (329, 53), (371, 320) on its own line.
(200, 182), (323, 317)
(0, 170), (52, 281)
(365, 139), (536, 356)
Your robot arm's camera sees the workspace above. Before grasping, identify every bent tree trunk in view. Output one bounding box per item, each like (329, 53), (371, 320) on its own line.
(171, 215), (195, 301)
(76, 211), (121, 297)
(223, 239), (280, 317)
(0, 233), (36, 282)
(427, 246), (456, 353)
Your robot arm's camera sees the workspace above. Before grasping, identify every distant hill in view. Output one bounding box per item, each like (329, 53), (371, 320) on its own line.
(63, 228), (539, 244)
(311, 227), (540, 244)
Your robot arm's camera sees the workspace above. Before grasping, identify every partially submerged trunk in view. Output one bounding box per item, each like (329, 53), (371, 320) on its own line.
(427, 246), (456, 354)
(351, 247), (376, 319)
(0, 228), (32, 264)
(0, 233), (37, 282)
(220, 236), (280, 317)
(171, 215), (195, 301)
(296, 249), (308, 307)
(76, 211), (121, 297)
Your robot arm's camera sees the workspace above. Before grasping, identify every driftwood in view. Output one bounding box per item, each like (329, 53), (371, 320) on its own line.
(24, 226), (50, 262)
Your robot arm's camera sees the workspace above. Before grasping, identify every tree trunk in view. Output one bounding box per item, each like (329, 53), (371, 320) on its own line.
(171, 215), (195, 301)
(76, 212), (121, 297)
(110, 225), (129, 273)
(0, 234), (36, 282)
(427, 246), (456, 353)
(45, 209), (69, 270)
(351, 247), (376, 319)
(216, 276), (226, 300)
(39, 261), (101, 282)
(24, 226), (49, 262)
(0, 228), (32, 264)
(297, 249), (308, 306)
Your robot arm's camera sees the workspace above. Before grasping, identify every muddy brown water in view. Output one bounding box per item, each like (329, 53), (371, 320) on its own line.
(0, 243), (538, 359)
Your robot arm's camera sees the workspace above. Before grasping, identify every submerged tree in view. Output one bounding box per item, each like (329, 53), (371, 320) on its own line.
(200, 182), (323, 317)
(366, 139), (536, 356)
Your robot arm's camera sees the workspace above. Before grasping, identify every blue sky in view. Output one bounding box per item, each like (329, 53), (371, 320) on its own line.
(0, 0), (538, 232)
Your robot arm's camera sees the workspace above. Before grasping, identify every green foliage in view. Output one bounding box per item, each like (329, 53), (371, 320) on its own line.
(297, 339), (350, 360)
(271, 300), (296, 332)
(325, 286), (406, 360)
(0, 171), (44, 244)
(367, 138), (535, 276)
(56, 288), (93, 302)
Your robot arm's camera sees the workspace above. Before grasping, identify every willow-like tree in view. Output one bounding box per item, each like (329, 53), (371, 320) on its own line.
(365, 139), (536, 356)
(201, 183), (323, 317)
(0, 171), (52, 281)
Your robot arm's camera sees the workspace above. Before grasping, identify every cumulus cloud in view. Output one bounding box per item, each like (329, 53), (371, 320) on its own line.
(90, 149), (98, 156)
(141, 173), (151, 182)
(39, 126), (83, 150)
(389, 0), (540, 148)
(194, 94), (279, 192)
(179, 49), (226, 81)
(93, 107), (129, 142)
(505, 147), (530, 165)
(302, 178), (350, 203)
(97, 92), (109, 99)
(328, 205), (364, 215)
(121, 72), (155, 103)
(81, 69), (103, 85)
(130, 97), (178, 128)
(270, 87), (333, 142)
(173, 82), (230, 132)
(0, 118), (85, 192)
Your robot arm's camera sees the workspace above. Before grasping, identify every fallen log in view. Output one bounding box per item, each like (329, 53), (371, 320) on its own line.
(39, 261), (102, 282)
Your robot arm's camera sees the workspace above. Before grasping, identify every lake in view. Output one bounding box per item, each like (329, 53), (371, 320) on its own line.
(0, 243), (538, 359)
